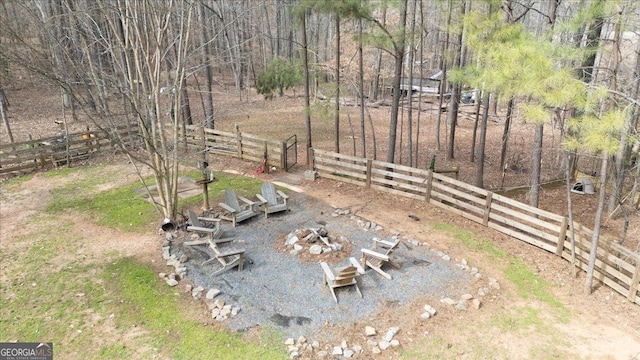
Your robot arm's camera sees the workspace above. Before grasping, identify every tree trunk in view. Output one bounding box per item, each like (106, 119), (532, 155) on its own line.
(386, 0), (407, 164)
(406, 0), (417, 167)
(301, 9), (312, 166)
(608, 19), (636, 216)
(358, 15), (366, 158)
(198, 1), (215, 129)
(585, 154), (608, 294)
(0, 82), (13, 143)
(334, 13), (340, 153)
(499, 97), (515, 171)
(470, 92), (481, 163)
(530, 123), (544, 207)
(565, 152), (577, 277)
(436, 0), (452, 153)
(475, 90), (490, 188)
(371, 6), (386, 101)
(445, 1), (465, 161)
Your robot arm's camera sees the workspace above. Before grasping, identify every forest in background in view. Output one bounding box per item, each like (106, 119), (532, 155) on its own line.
(0, 0), (638, 294)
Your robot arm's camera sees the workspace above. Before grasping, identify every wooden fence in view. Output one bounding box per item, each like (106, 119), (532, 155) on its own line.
(0, 124), (139, 176)
(311, 148), (640, 306)
(182, 125), (293, 170)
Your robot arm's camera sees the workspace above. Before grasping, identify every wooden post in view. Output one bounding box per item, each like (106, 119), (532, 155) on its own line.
(555, 217), (568, 256)
(235, 123), (242, 159)
(201, 124), (207, 154)
(483, 192), (493, 226)
(203, 181), (210, 211)
(264, 142), (269, 174)
(424, 170), (433, 202)
(280, 141), (286, 170)
(365, 159), (373, 188)
(308, 147), (315, 170)
(628, 259), (640, 302)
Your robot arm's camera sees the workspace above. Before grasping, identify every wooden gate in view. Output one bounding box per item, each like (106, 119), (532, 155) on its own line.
(284, 134), (297, 171)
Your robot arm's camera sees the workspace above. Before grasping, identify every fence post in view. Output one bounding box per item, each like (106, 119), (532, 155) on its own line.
(235, 124), (242, 159)
(628, 259), (640, 303)
(365, 159), (372, 188)
(263, 142), (269, 173)
(200, 124), (207, 154)
(555, 217), (568, 256)
(424, 170), (433, 202)
(483, 192), (493, 226)
(280, 141), (286, 170)
(308, 147), (315, 170)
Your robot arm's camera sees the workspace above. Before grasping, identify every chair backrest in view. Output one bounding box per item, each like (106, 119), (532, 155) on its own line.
(261, 182), (278, 205)
(375, 238), (400, 256)
(224, 189), (241, 211)
(188, 210), (203, 227)
(333, 266), (358, 285)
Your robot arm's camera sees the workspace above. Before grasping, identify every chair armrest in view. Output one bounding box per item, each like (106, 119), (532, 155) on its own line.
(349, 257), (365, 274)
(187, 225), (216, 234)
(277, 190), (289, 200)
(219, 203), (237, 213)
(361, 248), (390, 261)
(256, 194), (268, 204)
(238, 195), (256, 205)
(320, 262), (335, 281)
(217, 248), (246, 258)
(198, 216), (221, 224)
(373, 239), (398, 250)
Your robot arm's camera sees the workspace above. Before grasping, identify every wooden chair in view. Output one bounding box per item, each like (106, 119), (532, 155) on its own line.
(218, 189), (261, 227)
(202, 239), (246, 276)
(184, 210), (233, 246)
(320, 257), (365, 303)
(256, 182), (289, 218)
(360, 238), (401, 280)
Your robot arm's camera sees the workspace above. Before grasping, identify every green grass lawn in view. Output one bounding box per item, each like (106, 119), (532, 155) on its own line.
(0, 165), (287, 359)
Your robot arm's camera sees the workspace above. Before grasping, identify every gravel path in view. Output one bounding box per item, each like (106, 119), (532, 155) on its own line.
(172, 192), (473, 340)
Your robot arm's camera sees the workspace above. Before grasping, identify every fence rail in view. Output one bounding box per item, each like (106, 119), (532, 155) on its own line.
(311, 148), (640, 305)
(0, 124), (138, 176)
(183, 125), (294, 170)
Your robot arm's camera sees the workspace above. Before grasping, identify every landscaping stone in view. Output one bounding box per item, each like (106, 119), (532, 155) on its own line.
(343, 349), (354, 358)
(440, 297), (456, 306)
(309, 245), (322, 255)
(332, 346), (342, 355)
(191, 286), (204, 299)
(166, 279), (178, 287)
(206, 288), (220, 300)
(365, 326), (376, 336)
(384, 327), (399, 342)
(472, 299), (482, 309)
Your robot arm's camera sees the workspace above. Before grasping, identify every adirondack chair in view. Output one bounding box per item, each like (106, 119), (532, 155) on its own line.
(360, 238), (401, 280)
(256, 182), (289, 218)
(320, 257), (365, 303)
(202, 239), (246, 276)
(218, 189), (261, 227)
(184, 210), (233, 245)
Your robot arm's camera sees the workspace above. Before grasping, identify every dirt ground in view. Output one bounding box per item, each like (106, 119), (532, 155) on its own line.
(1, 81), (639, 358)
